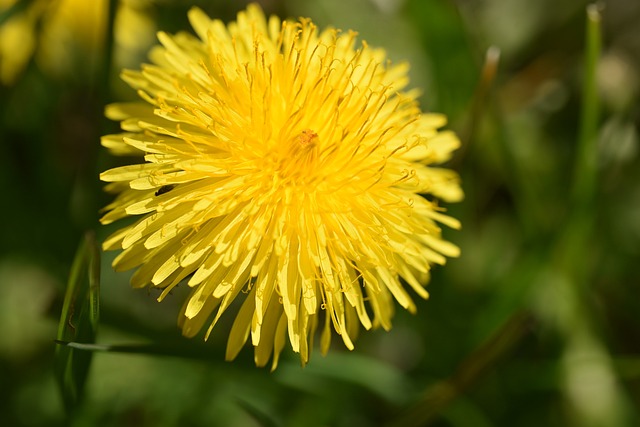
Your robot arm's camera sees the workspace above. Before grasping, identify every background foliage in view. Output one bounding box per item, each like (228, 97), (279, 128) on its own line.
(1, 0), (639, 426)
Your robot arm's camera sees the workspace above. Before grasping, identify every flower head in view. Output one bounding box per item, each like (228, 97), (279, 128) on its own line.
(101, 4), (463, 369)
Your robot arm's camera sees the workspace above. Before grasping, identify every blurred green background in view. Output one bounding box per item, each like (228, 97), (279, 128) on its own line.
(1, 0), (639, 426)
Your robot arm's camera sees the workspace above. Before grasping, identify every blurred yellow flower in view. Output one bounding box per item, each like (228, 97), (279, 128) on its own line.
(0, 0), (106, 84)
(101, 4), (463, 369)
(37, 0), (107, 78)
(0, 0), (44, 85)
(0, 0), (154, 85)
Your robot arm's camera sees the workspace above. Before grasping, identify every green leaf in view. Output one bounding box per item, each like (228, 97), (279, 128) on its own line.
(54, 231), (101, 413)
(277, 352), (413, 406)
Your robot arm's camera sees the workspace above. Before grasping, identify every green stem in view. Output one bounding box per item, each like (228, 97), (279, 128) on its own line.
(453, 46), (501, 168)
(571, 3), (602, 213)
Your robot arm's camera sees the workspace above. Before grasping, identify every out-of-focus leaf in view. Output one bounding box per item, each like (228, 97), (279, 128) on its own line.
(388, 311), (534, 427)
(405, 0), (478, 120)
(54, 231), (101, 413)
(234, 397), (283, 427)
(598, 116), (638, 168)
(277, 351), (413, 406)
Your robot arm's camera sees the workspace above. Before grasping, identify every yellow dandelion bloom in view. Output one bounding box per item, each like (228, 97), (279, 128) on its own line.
(101, 4), (463, 369)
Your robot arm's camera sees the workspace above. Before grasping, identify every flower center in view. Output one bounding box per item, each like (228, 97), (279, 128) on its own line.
(294, 129), (318, 151)
(273, 128), (320, 184)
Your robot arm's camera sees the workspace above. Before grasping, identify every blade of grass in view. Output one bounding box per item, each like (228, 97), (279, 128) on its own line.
(454, 45), (501, 167)
(98, 0), (118, 103)
(54, 340), (223, 359)
(88, 232), (101, 334)
(550, 6), (634, 426)
(571, 3), (602, 213)
(54, 231), (101, 413)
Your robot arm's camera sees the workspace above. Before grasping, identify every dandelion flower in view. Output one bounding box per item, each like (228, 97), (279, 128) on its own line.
(100, 4), (463, 369)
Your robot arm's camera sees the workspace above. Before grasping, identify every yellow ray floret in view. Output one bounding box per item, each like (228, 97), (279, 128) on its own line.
(100, 3), (463, 370)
